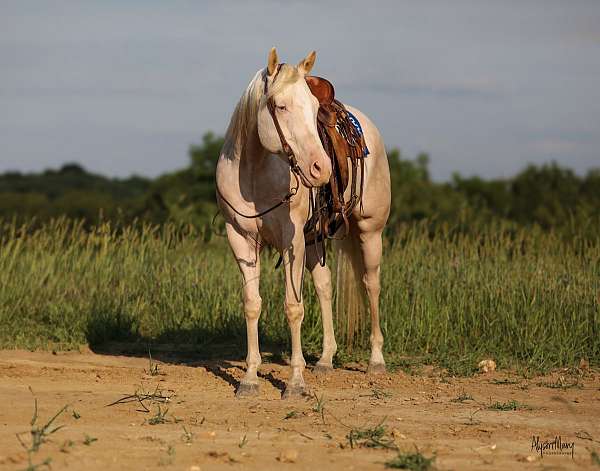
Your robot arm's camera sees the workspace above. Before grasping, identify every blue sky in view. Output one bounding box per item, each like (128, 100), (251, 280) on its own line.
(1, 0), (599, 180)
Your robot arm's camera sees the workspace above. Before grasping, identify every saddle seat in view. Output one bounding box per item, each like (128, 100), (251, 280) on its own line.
(305, 76), (335, 105)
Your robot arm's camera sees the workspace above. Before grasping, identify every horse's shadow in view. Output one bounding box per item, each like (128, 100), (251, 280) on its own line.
(90, 336), (293, 396)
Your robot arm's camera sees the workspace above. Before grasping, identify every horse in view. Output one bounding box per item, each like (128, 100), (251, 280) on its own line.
(215, 48), (391, 398)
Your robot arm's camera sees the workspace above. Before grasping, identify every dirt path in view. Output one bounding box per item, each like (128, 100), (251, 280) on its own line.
(0, 348), (598, 470)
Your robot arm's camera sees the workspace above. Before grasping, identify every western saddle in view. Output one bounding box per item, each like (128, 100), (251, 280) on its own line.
(303, 75), (369, 259)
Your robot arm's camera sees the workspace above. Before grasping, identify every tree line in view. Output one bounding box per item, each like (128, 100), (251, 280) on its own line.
(1, 132), (598, 239)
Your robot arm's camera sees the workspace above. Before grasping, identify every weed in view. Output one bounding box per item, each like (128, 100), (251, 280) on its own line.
(239, 434), (248, 448)
(385, 450), (436, 470)
(181, 426), (194, 444)
(591, 450), (600, 466)
(145, 347), (161, 376)
(537, 376), (581, 390)
(60, 440), (74, 453)
(450, 391), (474, 403)
(107, 383), (174, 412)
(487, 399), (529, 411)
(347, 420), (397, 450)
(16, 400), (68, 453)
(147, 405), (170, 425)
(284, 410), (299, 420)
(20, 456), (52, 471)
(16, 392), (68, 471)
(83, 434), (97, 446)
(464, 408), (482, 425)
(361, 388), (392, 400)
(312, 393), (326, 424)
(491, 378), (520, 385)
(159, 445), (176, 466)
(71, 410), (81, 420)
(386, 357), (424, 375)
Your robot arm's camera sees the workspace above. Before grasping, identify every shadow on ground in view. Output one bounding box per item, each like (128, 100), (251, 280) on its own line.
(85, 310), (348, 396)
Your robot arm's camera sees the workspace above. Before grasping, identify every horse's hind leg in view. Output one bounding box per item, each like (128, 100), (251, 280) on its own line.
(306, 250), (336, 373)
(226, 223), (262, 397)
(357, 228), (386, 374)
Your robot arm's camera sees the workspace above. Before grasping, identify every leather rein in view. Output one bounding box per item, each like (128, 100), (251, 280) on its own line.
(216, 63), (309, 220)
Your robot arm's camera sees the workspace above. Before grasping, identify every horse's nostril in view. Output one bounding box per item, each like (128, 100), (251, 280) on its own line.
(310, 161), (322, 179)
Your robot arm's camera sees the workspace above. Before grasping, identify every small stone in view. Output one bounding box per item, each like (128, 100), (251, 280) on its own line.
(278, 449), (299, 463)
(478, 359), (496, 373)
(189, 466), (202, 471)
(518, 455), (537, 463)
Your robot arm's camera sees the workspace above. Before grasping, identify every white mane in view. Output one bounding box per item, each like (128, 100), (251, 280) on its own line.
(223, 64), (300, 155)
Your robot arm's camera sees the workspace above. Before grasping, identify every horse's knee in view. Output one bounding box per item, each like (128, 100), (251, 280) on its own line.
(244, 295), (262, 320)
(370, 330), (384, 345)
(313, 271), (332, 301)
(362, 272), (380, 297)
(285, 302), (304, 323)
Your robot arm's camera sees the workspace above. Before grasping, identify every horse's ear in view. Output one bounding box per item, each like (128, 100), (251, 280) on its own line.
(267, 47), (279, 76)
(297, 50), (316, 76)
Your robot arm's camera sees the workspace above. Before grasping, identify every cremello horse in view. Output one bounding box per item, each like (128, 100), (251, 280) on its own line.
(216, 48), (390, 398)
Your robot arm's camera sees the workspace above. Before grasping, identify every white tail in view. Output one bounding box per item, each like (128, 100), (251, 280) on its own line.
(334, 235), (367, 350)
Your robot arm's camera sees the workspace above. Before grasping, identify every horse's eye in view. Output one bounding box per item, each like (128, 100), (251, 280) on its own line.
(276, 104), (287, 111)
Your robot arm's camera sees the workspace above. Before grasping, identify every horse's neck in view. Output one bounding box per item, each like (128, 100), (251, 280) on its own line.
(219, 125), (275, 205)
(224, 125), (267, 184)
(219, 124), (303, 232)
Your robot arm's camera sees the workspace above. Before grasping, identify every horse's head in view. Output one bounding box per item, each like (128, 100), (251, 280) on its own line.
(257, 48), (332, 187)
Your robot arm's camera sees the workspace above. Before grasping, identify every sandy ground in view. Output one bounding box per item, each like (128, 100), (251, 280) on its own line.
(0, 347), (598, 471)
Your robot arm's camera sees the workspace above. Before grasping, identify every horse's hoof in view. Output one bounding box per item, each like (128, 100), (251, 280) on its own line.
(313, 363), (334, 375)
(282, 384), (309, 399)
(367, 362), (387, 375)
(236, 382), (259, 398)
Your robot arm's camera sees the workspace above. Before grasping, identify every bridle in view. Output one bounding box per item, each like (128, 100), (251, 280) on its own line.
(263, 64), (316, 188)
(216, 63), (312, 220)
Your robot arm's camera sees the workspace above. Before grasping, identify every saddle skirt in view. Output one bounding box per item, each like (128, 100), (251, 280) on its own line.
(304, 75), (369, 246)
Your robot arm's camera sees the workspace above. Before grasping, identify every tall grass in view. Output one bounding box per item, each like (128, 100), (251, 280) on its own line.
(0, 218), (597, 373)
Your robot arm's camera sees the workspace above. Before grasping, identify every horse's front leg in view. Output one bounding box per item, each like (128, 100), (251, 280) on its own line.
(226, 223), (263, 398)
(282, 233), (309, 399)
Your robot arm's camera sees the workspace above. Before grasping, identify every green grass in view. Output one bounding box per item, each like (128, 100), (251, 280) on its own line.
(0, 219), (598, 373)
(385, 450), (436, 470)
(487, 399), (530, 411)
(591, 450), (600, 467)
(450, 391), (474, 403)
(536, 376), (582, 390)
(16, 394), (69, 471)
(346, 422), (396, 449)
(283, 410), (300, 420)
